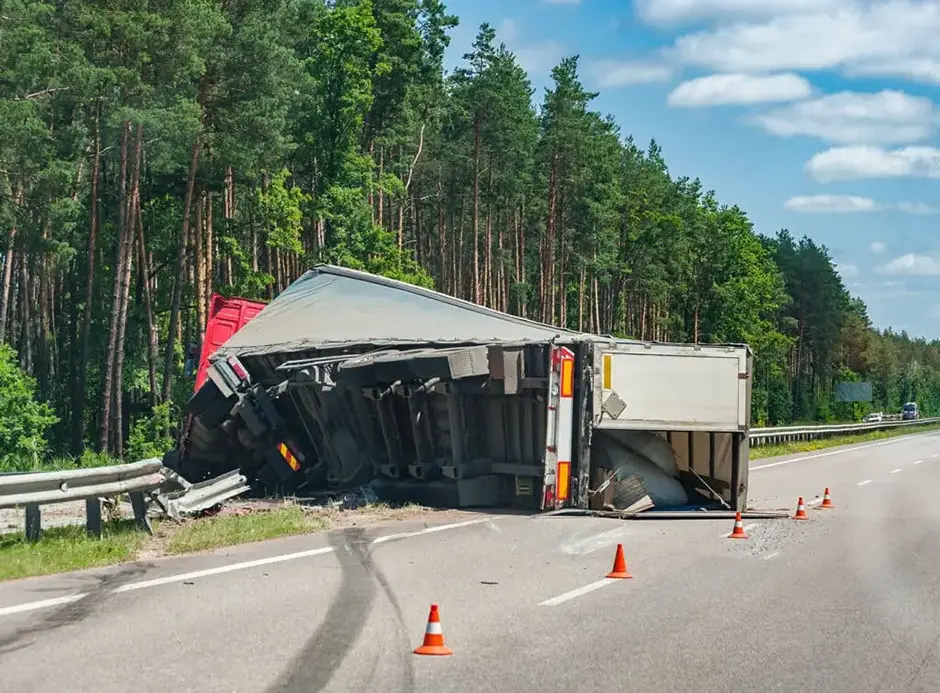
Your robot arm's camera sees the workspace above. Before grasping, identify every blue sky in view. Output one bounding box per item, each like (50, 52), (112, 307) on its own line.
(443, 0), (940, 339)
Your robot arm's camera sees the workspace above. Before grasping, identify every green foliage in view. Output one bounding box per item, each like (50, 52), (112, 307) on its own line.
(127, 402), (177, 462)
(0, 346), (58, 470)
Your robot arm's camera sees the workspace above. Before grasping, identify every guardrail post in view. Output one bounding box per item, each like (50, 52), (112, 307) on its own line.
(25, 504), (41, 542)
(85, 498), (102, 538)
(129, 491), (153, 535)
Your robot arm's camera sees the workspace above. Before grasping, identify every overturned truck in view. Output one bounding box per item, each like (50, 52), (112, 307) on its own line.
(167, 265), (753, 512)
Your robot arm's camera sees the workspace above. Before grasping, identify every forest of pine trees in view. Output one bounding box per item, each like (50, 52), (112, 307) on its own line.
(1, 0), (938, 468)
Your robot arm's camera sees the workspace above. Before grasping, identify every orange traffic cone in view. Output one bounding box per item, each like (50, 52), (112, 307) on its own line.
(793, 496), (809, 520)
(606, 543), (633, 579)
(728, 512), (748, 539)
(821, 488), (833, 509)
(414, 604), (453, 656)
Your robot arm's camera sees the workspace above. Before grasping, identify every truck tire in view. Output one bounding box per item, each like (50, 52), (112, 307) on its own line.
(198, 394), (236, 429)
(186, 380), (223, 418)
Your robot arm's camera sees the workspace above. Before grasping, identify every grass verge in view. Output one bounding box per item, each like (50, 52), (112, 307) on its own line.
(0, 520), (151, 582)
(163, 505), (329, 555)
(0, 500), (431, 582)
(750, 422), (940, 460)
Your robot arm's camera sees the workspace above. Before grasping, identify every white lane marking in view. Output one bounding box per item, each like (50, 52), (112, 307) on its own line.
(540, 578), (619, 607)
(719, 523), (758, 539)
(751, 431), (940, 471)
(370, 517), (493, 545)
(891, 468), (903, 474)
(857, 479), (873, 486)
(914, 460), (924, 465)
(933, 454), (939, 458)
(807, 498), (824, 507)
(0, 518), (494, 619)
(762, 552), (779, 560)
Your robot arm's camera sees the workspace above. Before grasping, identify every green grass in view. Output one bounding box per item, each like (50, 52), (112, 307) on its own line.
(164, 505), (330, 555)
(750, 421), (940, 460)
(0, 520), (151, 582)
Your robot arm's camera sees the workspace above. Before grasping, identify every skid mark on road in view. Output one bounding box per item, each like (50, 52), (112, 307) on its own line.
(0, 518), (494, 620)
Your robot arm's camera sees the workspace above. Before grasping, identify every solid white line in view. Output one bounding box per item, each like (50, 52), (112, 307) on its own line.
(0, 517), (493, 620)
(914, 460), (924, 465)
(751, 431), (940, 471)
(540, 578), (618, 607)
(891, 468), (903, 474)
(0, 594), (86, 618)
(857, 479), (873, 486)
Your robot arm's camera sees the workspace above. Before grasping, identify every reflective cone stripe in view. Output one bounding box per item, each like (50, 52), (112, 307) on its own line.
(607, 543), (633, 579)
(793, 496), (809, 520)
(821, 488), (833, 509)
(414, 604), (453, 656)
(729, 512), (748, 539)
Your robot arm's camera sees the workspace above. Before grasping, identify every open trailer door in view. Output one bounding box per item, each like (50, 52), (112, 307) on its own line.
(590, 341), (752, 511)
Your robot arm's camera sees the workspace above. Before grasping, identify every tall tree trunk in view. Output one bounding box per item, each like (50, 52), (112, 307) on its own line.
(205, 192), (213, 306)
(472, 117), (481, 304)
(136, 198), (158, 406)
(194, 191), (205, 356)
(0, 184), (22, 344)
(162, 135), (201, 403)
(112, 123), (143, 457)
(100, 121), (130, 452)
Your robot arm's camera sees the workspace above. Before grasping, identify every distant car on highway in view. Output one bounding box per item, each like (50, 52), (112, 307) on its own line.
(863, 412), (883, 423)
(902, 402), (919, 420)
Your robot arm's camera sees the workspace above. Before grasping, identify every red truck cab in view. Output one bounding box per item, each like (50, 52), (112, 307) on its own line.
(195, 294), (267, 391)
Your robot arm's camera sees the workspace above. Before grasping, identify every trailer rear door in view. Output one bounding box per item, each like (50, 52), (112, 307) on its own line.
(593, 342), (749, 432)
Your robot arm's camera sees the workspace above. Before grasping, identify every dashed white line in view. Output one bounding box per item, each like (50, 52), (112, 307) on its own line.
(540, 578), (619, 607)
(857, 479), (873, 486)
(0, 517), (495, 619)
(751, 430), (940, 471)
(806, 498), (824, 507)
(762, 552), (779, 561)
(891, 468), (903, 474)
(914, 460), (924, 465)
(933, 454), (939, 459)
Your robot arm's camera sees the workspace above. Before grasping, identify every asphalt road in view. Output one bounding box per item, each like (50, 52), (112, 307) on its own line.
(2, 431), (940, 692)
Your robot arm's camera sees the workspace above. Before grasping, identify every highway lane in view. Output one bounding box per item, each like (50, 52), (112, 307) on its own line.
(1, 431), (939, 692)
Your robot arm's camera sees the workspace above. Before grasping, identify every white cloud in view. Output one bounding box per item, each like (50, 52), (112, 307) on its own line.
(784, 194), (881, 213)
(898, 201), (940, 215)
(879, 253), (940, 276)
(835, 263), (860, 279)
(591, 60), (672, 87)
(496, 20), (565, 75)
(806, 145), (940, 181)
(635, 0), (848, 25)
(668, 1), (940, 84)
(847, 58), (940, 84)
(668, 73), (811, 107)
(871, 241), (887, 254)
(756, 91), (937, 145)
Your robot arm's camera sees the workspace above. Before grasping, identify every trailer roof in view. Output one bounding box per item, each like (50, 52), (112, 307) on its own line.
(214, 265), (588, 357)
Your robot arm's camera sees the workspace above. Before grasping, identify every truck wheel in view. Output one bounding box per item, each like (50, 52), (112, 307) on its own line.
(186, 380), (223, 418)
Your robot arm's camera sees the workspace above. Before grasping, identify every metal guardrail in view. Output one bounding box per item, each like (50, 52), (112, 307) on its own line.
(749, 417), (940, 447)
(0, 459), (249, 541)
(0, 458), (168, 540)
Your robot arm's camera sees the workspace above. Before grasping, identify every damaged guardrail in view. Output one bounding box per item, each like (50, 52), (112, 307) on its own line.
(749, 417), (940, 447)
(0, 460), (250, 541)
